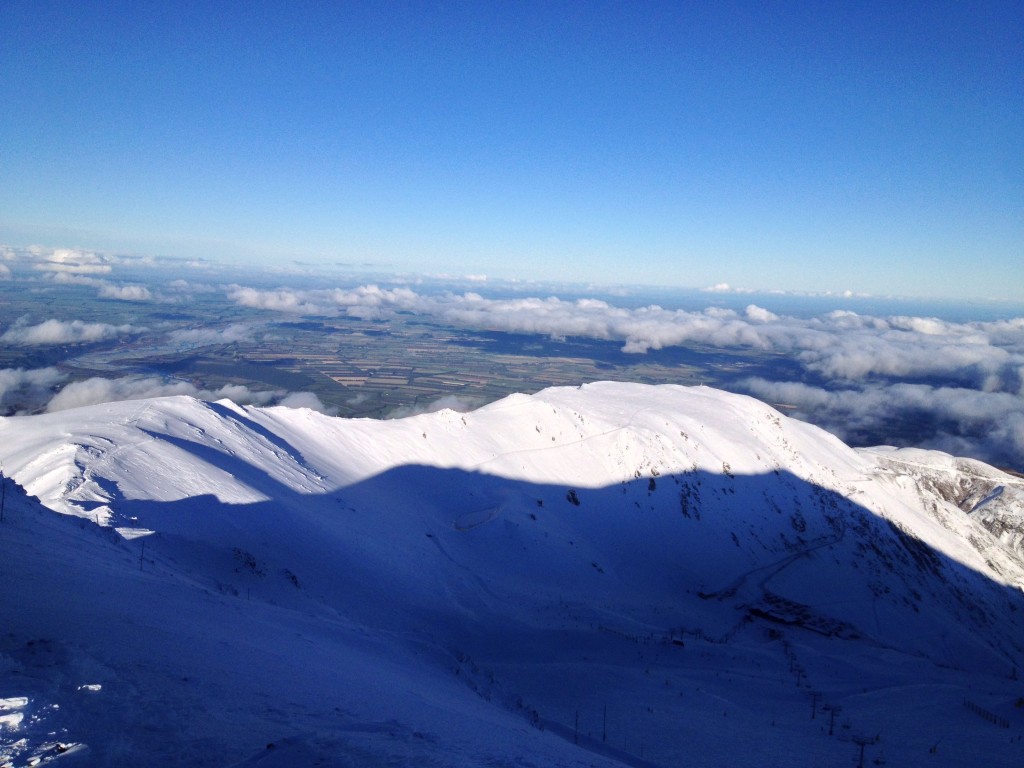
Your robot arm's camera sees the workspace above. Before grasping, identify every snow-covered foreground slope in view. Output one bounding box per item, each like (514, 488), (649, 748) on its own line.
(1, 382), (1023, 766)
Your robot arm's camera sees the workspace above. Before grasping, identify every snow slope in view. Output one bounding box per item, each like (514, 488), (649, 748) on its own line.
(1, 382), (1023, 766)
(861, 445), (1024, 560)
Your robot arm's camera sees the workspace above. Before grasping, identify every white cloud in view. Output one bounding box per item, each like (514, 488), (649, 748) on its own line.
(701, 282), (759, 294)
(32, 248), (113, 275)
(45, 272), (108, 287)
(744, 304), (779, 323)
(0, 318), (142, 345)
(327, 285), (420, 318)
(98, 283), (153, 301)
(0, 367), (67, 412)
(44, 376), (279, 413)
(223, 282), (1024, 394)
(740, 378), (1024, 469)
(277, 391), (337, 414)
(206, 384), (277, 406)
(36, 374), (333, 416)
(167, 324), (257, 347)
(225, 283), (421, 318)
(386, 394), (486, 419)
(165, 278), (218, 293)
(226, 285), (329, 314)
(4, 245), (210, 280)
(45, 377), (195, 412)
(792, 315), (1022, 389)
(449, 296), (1022, 391)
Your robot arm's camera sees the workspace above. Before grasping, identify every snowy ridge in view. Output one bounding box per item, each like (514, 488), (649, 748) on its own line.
(860, 445), (1024, 561)
(1, 382), (1023, 766)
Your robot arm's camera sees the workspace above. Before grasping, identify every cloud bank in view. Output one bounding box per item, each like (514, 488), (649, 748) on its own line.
(43, 376), (334, 415)
(167, 324), (257, 347)
(225, 283), (1024, 391)
(0, 366), (332, 417)
(740, 378), (1024, 470)
(98, 283), (153, 301)
(1, 318), (143, 345)
(32, 248), (113, 275)
(226, 284), (420, 318)
(0, 367), (67, 413)
(386, 394), (486, 419)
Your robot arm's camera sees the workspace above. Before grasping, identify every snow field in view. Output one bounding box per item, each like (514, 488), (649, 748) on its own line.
(1, 383), (1023, 765)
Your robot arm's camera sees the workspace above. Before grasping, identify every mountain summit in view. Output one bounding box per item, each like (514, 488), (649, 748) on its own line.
(2, 383), (1022, 766)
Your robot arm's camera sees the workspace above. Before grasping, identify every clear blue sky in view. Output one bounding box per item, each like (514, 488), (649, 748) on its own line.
(2, 1), (1021, 299)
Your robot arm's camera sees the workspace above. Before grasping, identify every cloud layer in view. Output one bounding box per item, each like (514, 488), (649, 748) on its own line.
(226, 284), (1024, 392)
(386, 394), (486, 419)
(226, 284), (420, 318)
(0, 367), (333, 417)
(40, 375), (334, 415)
(33, 247), (113, 275)
(98, 283), (153, 301)
(0, 367), (67, 413)
(1, 318), (142, 345)
(740, 378), (1024, 469)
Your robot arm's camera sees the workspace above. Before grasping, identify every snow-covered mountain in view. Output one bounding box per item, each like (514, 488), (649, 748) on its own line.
(1, 382), (1022, 767)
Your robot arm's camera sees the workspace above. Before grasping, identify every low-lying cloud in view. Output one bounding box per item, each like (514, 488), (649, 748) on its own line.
(32, 247), (113, 275)
(167, 323), (257, 347)
(386, 394), (486, 419)
(1, 318), (143, 345)
(98, 283), (153, 301)
(226, 284), (420, 319)
(0, 367), (67, 413)
(0, 365), (332, 417)
(740, 378), (1024, 469)
(277, 391), (336, 414)
(226, 283), (1024, 392)
(45, 272), (108, 287)
(44, 375), (334, 415)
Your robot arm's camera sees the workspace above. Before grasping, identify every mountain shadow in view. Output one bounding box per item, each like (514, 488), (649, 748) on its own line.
(113, 463), (1024, 674)
(7, 463), (1024, 767)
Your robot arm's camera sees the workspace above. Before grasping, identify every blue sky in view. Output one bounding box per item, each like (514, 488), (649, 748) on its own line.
(1, 1), (1021, 300)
